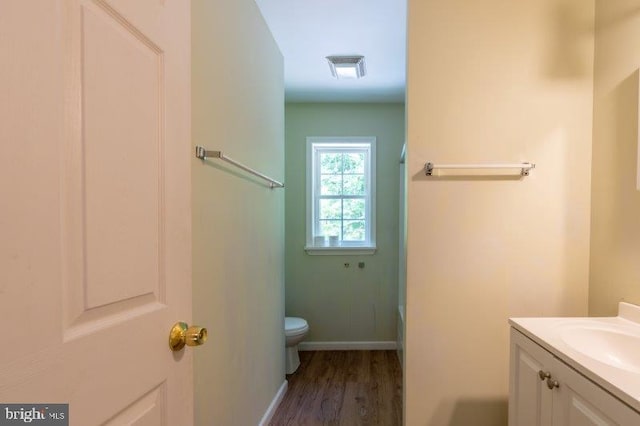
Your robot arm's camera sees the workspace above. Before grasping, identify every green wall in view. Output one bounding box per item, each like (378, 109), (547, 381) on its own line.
(285, 103), (405, 343)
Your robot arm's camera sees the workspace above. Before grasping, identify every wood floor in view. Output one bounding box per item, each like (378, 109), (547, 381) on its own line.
(269, 350), (402, 426)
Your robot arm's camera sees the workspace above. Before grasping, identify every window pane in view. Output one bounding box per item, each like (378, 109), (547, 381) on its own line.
(319, 220), (341, 239)
(319, 199), (341, 219)
(343, 153), (365, 174)
(343, 199), (365, 219)
(320, 152), (342, 174)
(343, 220), (365, 241)
(309, 139), (374, 249)
(320, 175), (342, 195)
(343, 175), (365, 195)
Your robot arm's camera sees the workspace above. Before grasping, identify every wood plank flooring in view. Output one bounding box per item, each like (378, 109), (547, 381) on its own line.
(269, 350), (402, 426)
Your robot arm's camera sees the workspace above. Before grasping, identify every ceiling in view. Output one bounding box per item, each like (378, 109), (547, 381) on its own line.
(254, 0), (407, 103)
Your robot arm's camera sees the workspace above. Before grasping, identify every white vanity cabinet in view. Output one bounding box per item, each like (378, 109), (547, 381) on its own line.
(509, 328), (639, 426)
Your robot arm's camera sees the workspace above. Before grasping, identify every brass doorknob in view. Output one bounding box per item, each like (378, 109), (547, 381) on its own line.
(169, 322), (208, 351)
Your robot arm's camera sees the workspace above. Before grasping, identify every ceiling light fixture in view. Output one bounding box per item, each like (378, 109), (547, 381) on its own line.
(326, 55), (366, 79)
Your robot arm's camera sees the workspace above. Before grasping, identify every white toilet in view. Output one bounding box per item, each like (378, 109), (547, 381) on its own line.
(285, 317), (309, 374)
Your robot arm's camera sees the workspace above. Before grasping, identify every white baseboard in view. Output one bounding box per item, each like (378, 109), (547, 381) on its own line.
(258, 380), (287, 426)
(299, 341), (397, 351)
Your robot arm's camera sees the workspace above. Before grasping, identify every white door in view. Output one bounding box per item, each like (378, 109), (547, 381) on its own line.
(509, 329), (554, 426)
(0, 1), (194, 425)
(552, 360), (638, 426)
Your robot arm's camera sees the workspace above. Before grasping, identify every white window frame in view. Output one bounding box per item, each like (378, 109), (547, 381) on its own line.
(305, 136), (376, 255)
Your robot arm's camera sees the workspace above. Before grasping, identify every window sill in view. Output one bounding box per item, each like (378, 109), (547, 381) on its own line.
(304, 246), (377, 256)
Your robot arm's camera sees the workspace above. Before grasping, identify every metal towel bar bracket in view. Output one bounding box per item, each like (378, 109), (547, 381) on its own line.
(425, 162), (535, 177)
(195, 146), (284, 188)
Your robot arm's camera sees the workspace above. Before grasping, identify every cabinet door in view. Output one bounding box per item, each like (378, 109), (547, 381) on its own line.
(552, 359), (639, 426)
(509, 329), (555, 426)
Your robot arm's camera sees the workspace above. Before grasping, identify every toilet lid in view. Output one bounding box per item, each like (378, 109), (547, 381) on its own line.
(285, 317), (308, 334)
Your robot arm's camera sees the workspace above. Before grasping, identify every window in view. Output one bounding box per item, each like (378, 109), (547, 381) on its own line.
(306, 137), (376, 254)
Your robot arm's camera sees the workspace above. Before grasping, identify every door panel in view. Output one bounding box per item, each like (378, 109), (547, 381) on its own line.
(81, 0), (163, 310)
(65, 0), (166, 331)
(102, 383), (165, 425)
(0, 1), (192, 424)
(553, 359), (638, 426)
(566, 395), (614, 425)
(509, 329), (554, 426)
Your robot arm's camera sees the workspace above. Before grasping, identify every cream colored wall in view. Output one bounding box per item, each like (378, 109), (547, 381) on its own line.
(590, 1), (640, 316)
(191, 1), (285, 425)
(405, 1), (594, 424)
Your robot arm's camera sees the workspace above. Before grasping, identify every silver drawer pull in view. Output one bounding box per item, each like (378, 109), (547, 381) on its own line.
(546, 378), (560, 390)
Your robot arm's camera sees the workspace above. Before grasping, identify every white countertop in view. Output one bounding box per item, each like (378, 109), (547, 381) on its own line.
(510, 302), (640, 413)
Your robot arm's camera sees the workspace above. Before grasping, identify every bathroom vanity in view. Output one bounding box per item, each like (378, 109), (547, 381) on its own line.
(509, 303), (640, 425)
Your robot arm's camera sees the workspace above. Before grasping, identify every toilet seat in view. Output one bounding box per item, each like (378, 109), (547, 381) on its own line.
(285, 317), (308, 336)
